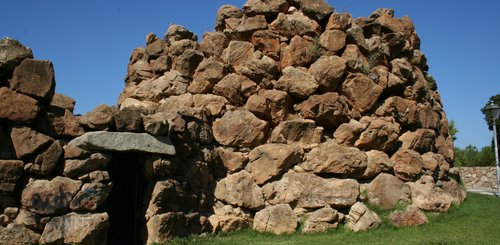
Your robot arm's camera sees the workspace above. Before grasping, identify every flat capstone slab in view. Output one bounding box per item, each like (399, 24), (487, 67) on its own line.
(68, 131), (176, 155)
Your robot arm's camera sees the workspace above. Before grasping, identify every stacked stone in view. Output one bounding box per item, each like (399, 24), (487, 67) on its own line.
(0, 38), (109, 244)
(116, 0), (465, 242)
(459, 167), (498, 190)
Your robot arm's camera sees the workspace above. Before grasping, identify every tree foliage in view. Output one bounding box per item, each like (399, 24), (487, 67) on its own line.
(480, 94), (500, 131)
(454, 145), (495, 167)
(448, 120), (458, 142)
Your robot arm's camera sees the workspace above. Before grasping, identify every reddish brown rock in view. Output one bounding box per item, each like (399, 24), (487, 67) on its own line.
(294, 0), (334, 21)
(407, 176), (452, 212)
(0, 224), (40, 245)
(252, 30), (280, 60)
(245, 89), (292, 125)
(63, 144), (90, 160)
(225, 15), (268, 39)
(368, 173), (411, 209)
(213, 73), (258, 105)
(134, 71), (190, 102)
(435, 135), (454, 163)
(392, 149), (424, 181)
(0, 37), (33, 79)
(79, 104), (117, 131)
(341, 44), (368, 71)
(164, 24), (198, 44)
(263, 172), (359, 208)
(25, 140), (63, 176)
(389, 205), (428, 227)
(142, 113), (169, 136)
(9, 59), (55, 101)
(301, 205), (339, 233)
(320, 30), (346, 54)
(347, 202), (381, 232)
(169, 39), (198, 56)
(333, 119), (366, 146)
(247, 144), (304, 185)
(50, 93), (76, 112)
(200, 32), (228, 57)
(274, 66), (318, 99)
(346, 25), (368, 52)
(173, 49), (204, 77)
(63, 153), (112, 178)
(302, 140), (367, 176)
(146, 212), (200, 244)
(326, 13), (352, 31)
(243, 0), (289, 17)
(21, 176), (82, 215)
(280, 35), (317, 69)
(189, 58), (227, 94)
(208, 202), (253, 233)
(399, 129), (436, 153)
(296, 92), (351, 129)
(114, 106), (143, 132)
(418, 103), (440, 130)
(222, 41), (254, 73)
(376, 13), (404, 33)
(69, 182), (112, 212)
(10, 127), (52, 159)
(215, 5), (243, 32)
(269, 119), (323, 146)
(308, 55), (346, 91)
(240, 53), (279, 86)
(214, 170), (265, 210)
(216, 147), (248, 173)
(213, 110), (268, 148)
(0, 160), (23, 193)
(0, 87), (40, 123)
(253, 204), (297, 234)
(269, 12), (321, 38)
(374, 96), (418, 127)
(362, 150), (394, 178)
(354, 117), (401, 153)
(38, 106), (84, 137)
(341, 73), (383, 113)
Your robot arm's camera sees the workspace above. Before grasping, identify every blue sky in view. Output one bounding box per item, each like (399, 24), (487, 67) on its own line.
(1, 0), (499, 149)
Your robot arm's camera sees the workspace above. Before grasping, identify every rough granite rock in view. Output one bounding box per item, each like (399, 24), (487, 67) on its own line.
(9, 59), (55, 101)
(0, 224), (40, 245)
(39, 212), (109, 245)
(368, 173), (411, 209)
(0, 37), (33, 79)
(308, 55), (346, 91)
(296, 92), (350, 129)
(63, 153), (112, 178)
(10, 126), (53, 159)
(347, 202), (381, 232)
(389, 205), (428, 227)
(0, 160), (24, 193)
(263, 172), (359, 208)
(25, 140), (63, 176)
(212, 110), (269, 148)
(392, 149), (424, 181)
(0, 87), (40, 123)
(274, 66), (319, 99)
(208, 202), (253, 233)
(302, 205), (339, 233)
(214, 170), (265, 210)
(269, 119), (323, 146)
(79, 104), (117, 131)
(247, 143), (304, 185)
(21, 176), (82, 215)
(69, 131), (176, 155)
(146, 212), (200, 244)
(253, 204), (297, 234)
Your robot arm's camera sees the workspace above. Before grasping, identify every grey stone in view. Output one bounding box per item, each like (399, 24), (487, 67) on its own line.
(69, 131), (176, 155)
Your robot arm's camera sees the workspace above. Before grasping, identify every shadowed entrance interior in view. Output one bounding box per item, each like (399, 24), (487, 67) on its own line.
(106, 153), (148, 245)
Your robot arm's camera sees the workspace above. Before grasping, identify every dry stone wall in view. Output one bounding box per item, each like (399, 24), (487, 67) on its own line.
(0, 0), (467, 244)
(459, 167), (498, 190)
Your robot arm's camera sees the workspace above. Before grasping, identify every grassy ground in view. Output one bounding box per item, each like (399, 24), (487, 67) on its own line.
(168, 193), (500, 245)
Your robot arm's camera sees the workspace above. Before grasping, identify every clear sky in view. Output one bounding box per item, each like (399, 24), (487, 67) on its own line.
(1, 0), (499, 149)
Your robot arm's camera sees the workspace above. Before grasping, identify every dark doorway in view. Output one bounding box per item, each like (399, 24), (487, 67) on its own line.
(106, 154), (148, 245)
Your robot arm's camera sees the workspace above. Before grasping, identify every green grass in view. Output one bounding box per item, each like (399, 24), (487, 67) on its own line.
(168, 193), (500, 245)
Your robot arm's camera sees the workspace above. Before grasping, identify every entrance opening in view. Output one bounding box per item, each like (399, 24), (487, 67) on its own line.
(106, 154), (148, 245)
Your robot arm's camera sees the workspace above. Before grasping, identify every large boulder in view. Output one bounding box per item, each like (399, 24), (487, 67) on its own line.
(341, 73), (383, 114)
(280, 35), (317, 69)
(212, 110), (269, 148)
(333, 119), (366, 146)
(222, 41), (254, 72)
(367, 173), (411, 209)
(274, 66), (318, 99)
(213, 73), (258, 105)
(0, 87), (40, 123)
(243, 0), (289, 17)
(301, 140), (367, 177)
(253, 204), (297, 234)
(389, 205), (428, 227)
(270, 12), (321, 39)
(9, 59), (55, 101)
(0, 224), (40, 245)
(10, 126), (53, 159)
(63, 153), (112, 178)
(245, 89), (292, 125)
(37, 106), (84, 137)
(69, 131), (176, 155)
(296, 92), (351, 129)
(21, 176), (82, 215)
(354, 116), (401, 153)
(146, 212), (200, 244)
(208, 202), (253, 233)
(262, 172), (359, 208)
(362, 150), (393, 178)
(301, 205), (339, 233)
(308, 55), (346, 91)
(145, 179), (198, 218)
(319, 30), (346, 54)
(69, 182), (112, 211)
(134, 70), (190, 101)
(347, 202), (381, 232)
(247, 144), (304, 185)
(292, 0), (334, 21)
(215, 147), (248, 173)
(0, 37), (33, 79)
(0, 160), (23, 193)
(399, 129), (436, 153)
(407, 176), (452, 212)
(214, 171), (265, 210)
(269, 119), (323, 146)
(25, 140), (63, 176)
(79, 104), (117, 131)
(392, 149), (424, 181)
(39, 212), (109, 245)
